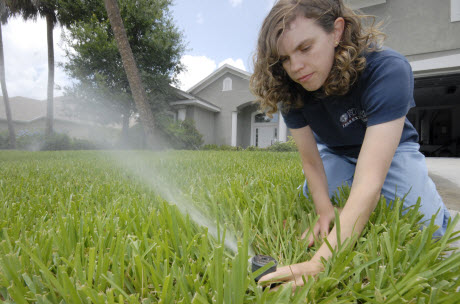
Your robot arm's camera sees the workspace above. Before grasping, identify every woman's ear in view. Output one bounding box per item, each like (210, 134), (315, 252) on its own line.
(334, 17), (345, 44)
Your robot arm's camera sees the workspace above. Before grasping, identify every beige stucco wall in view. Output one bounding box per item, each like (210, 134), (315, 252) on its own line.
(193, 72), (255, 146)
(360, 0), (460, 56)
(188, 106), (216, 145)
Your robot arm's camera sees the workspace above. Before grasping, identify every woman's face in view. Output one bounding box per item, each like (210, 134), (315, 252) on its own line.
(278, 15), (343, 92)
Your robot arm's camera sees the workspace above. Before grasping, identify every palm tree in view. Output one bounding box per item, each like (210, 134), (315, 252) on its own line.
(8, 0), (56, 135)
(0, 1), (16, 148)
(103, 0), (157, 148)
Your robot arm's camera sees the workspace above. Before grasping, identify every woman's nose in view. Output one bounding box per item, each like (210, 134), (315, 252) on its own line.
(290, 55), (304, 73)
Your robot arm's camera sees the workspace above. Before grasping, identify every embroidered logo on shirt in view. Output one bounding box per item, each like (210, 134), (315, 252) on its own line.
(340, 108), (368, 128)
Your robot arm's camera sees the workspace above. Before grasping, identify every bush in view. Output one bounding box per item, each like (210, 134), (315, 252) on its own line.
(201, 144), (219, 150)
(200, 136), (297, 152)
(265, 136), (297, 152)
(245, 145), (262, 151)
(70, 138), (98, 150)
(157, 116), (204, 150)
(5, 131), (100, 151)
(0, 132), (9, 149)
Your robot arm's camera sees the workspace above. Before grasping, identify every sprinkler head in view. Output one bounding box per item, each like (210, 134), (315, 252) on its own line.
(251, 254), (278, 282)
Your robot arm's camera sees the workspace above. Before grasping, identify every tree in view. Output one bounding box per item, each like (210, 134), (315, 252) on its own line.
(103, 0), (156, 147)
(61, 0), (185, 145)
(7, 0), (57, 135)
(0, 1), (15, 148)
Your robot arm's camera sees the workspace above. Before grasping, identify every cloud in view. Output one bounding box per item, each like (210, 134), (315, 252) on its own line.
(196, 13), (204, 24)
(229, 0), (243, 7)
(175, 56), (248, 91)
(218, 58), (246, 71)
(2, 17), (71, 100)
(175, 55), (217, 91)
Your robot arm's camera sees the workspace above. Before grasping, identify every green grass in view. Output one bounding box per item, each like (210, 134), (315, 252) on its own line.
(0, 150), (459, 303)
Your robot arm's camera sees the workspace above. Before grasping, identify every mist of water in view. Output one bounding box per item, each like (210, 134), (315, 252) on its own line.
(49, 92), (254, 255)
(104, 150), (254, 256)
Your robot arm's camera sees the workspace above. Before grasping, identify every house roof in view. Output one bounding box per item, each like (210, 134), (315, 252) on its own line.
(0, 96), (75, 122)
(0, 95), (122, 128)
(169, 87), (221, 112)
(187, 64), (252, 95)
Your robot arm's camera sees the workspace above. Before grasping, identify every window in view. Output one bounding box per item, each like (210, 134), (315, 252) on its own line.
(223, 77), (232, 91)
(452, 0), (460, 22)
(254, 113), (279, 123)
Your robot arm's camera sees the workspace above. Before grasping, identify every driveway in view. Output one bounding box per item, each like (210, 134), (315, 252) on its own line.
(425, 157), (460, 212)
(425, 157), (460, 249)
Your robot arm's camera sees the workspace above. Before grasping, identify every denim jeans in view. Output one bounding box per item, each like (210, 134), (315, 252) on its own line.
(303, 142), (451, 237)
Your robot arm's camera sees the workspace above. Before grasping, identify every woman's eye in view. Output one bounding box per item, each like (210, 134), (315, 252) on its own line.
(301, 46), (310, 52)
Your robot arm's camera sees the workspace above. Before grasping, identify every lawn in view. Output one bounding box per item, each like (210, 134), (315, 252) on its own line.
(0, 150), (459, 303)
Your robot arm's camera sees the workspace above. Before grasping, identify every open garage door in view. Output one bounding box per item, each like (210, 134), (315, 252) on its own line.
(407, 73), (460, 157)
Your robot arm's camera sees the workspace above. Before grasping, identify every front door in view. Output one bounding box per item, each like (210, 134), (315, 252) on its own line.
(254, 126), (277, 148)
(251, 112), (279, 148)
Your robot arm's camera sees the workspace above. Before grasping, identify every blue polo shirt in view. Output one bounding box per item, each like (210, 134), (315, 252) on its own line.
(281, 48), (419, 158)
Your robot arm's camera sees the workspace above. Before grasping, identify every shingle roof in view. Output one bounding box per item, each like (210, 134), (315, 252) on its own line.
(0, 96), (75, 122)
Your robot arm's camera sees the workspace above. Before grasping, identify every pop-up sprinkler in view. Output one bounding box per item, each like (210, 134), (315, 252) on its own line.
(251, 254), (278, 282)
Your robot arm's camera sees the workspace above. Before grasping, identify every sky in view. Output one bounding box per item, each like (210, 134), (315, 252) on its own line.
(1, 0), (277, 100)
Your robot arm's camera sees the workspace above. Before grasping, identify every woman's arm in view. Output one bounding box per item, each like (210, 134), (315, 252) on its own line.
(260, 116), (406, 288)
(290, 126), (336, 243)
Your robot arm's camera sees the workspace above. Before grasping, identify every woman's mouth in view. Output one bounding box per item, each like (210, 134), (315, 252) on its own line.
(298, 72), (314, 83)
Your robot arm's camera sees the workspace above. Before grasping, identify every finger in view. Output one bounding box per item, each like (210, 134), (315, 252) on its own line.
(258, 269), (291, 284)
(311, 222), (322, 246)
(301, 220), (319, 240)
(267, 281), (295, 292)
(320, 222), (330, 239)
(300, 227), (310, 240)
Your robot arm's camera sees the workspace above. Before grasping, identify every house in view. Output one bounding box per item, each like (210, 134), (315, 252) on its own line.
(3, 1), (458, 152)
(349, 0), (460, 156)
(1, 64), (288, 149)
(169, 0), (459, 154)
(169, 64), (288, 149)
(0, 96), (120, 144)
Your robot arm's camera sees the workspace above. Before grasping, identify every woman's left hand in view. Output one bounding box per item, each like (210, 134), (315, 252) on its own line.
(258, 260), (324, 291)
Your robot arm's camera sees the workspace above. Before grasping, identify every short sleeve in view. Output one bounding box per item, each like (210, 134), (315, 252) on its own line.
(361, 56), (415, 127)
(281, 106), (309, 129)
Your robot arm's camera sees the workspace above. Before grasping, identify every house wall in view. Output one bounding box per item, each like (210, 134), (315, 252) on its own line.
(188, 106), (216, 145)
(193, 72), (254, 146)
(0, 118), (120, 146)
(360, 0), (460, 56)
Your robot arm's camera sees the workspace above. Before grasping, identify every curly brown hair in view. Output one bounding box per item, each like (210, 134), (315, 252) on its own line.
(250, 0), (386, 116)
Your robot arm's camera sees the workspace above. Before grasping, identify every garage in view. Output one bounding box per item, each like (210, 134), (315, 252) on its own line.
(407, 73), (460, 157)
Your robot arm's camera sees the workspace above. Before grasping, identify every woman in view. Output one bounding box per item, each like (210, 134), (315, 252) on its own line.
(250, 0), (451, 288)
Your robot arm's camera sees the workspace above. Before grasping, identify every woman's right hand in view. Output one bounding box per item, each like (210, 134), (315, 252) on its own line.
(301, 206), (342, 247)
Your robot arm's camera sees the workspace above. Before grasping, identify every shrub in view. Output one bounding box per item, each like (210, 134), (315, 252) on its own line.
(12, 131), (99, 151)
(265, 136), (297, 152)
(245, 145), (262, 151)
(0, 132), (9, 149)
(40, 133), (72, 151)
(218, 145), (242, 151)
(157, 116), (204, 149)
(202, 144), (219, 150)
(71, 138), (98, 150)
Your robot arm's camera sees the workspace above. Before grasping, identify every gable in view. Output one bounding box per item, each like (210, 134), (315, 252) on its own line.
(187, 64), (251, 95)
